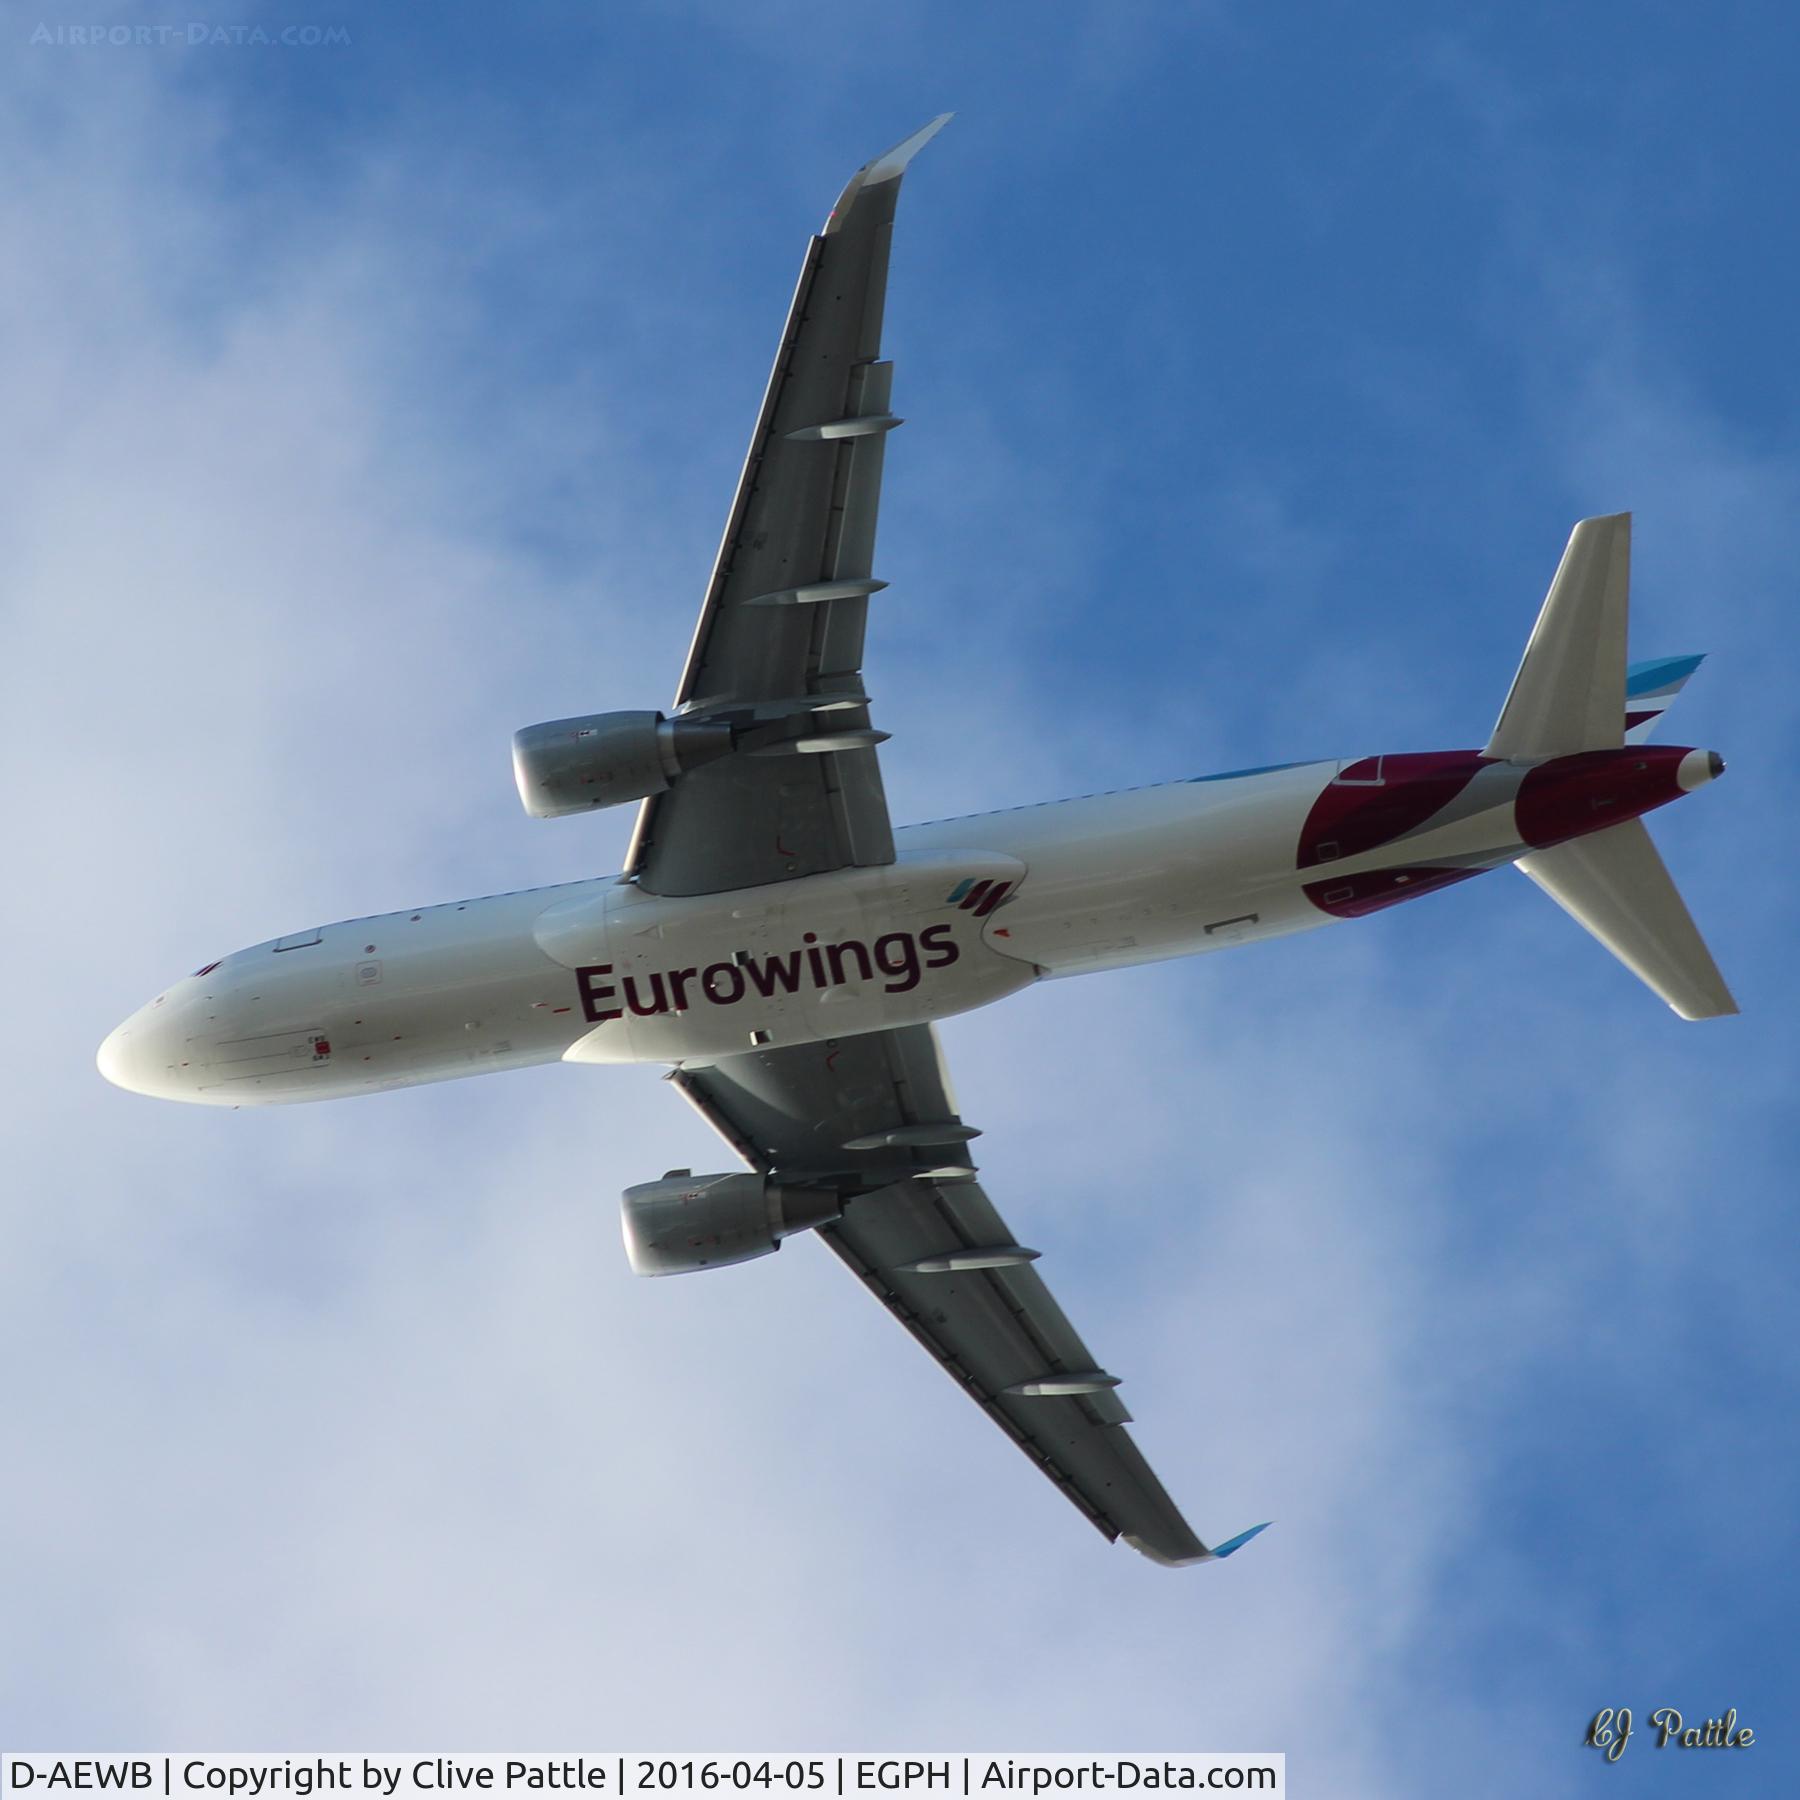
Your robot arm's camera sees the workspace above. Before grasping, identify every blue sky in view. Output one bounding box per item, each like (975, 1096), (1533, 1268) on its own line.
(4, 3), (1796, 1792)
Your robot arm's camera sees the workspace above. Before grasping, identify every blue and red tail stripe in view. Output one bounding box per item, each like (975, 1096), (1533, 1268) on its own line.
(1624, 654), (1705, 741)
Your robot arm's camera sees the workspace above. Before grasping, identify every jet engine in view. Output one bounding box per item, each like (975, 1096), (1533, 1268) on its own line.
(512, 710), (733, 819)
(621, 1171), (841, 1276)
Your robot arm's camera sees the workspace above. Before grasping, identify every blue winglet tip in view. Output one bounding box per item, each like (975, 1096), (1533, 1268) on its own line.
(1212, 1521), (1272, 1559)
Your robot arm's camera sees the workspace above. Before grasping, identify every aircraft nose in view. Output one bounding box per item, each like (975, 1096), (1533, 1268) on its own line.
(97, 995), (200, 1100)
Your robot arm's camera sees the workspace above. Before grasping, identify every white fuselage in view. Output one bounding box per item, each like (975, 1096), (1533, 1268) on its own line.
(96, 758), (1507, 1105)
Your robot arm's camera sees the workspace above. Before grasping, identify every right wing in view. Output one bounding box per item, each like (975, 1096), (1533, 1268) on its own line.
(624, 118), (952, 898)
(671, 1025), (1269, 1568)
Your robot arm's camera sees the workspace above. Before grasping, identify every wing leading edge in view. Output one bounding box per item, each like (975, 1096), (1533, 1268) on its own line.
(671, 1026), (1268, 1569)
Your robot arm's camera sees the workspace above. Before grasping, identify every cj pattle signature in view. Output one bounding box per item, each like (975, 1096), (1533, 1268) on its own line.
(1586, 1707), (1754, 1760)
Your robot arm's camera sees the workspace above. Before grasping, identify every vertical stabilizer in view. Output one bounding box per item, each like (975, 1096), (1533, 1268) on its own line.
(1487, 514), (1631, 758)
(1625, 654), (1706, 742)
(1517, 819), (1737, 1019)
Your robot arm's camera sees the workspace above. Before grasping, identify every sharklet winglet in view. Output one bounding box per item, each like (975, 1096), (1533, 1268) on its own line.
(1121, 1519), (1272, 1568)
(862, 113), (954, 185)
(825, 115), (953, 234)
(1210, 1520), (1273, 1558)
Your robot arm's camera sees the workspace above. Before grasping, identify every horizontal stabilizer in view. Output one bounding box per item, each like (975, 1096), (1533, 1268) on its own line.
(1517, 819), (1737, 1020)
(1488, 513), (1631, 759)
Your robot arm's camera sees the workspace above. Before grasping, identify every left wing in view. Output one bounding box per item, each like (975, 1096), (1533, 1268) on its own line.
(625, 118), (951, 898)
(671, 1026), (1268, 1568)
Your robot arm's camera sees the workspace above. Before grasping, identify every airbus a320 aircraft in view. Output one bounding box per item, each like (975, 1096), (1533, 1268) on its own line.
(100, 117), (1735, 1568)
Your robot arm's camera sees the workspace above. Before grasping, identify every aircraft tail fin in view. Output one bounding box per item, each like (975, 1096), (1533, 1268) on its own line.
(1516, 819), (1737, 1019)
(1624, 653), (1706, 743)
(1487, 513), (1632, 759)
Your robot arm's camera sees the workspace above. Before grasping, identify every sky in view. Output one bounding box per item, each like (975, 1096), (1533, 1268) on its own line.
(3, 2), (1796, 1791)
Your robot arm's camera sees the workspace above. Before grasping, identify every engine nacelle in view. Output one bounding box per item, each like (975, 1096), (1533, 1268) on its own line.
(621, 1171), (841, 1276)
(512, 710), (733, 819)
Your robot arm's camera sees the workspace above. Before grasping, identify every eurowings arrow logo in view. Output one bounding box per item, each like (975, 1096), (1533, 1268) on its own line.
(946, 877), (1013, 918)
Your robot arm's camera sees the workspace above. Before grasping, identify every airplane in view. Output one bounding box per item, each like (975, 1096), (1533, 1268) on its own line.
(98, 115), (1735, 1568)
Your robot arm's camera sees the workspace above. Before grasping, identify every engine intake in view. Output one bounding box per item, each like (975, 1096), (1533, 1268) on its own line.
(512, 710), (733, 818)
(621, 1171), (841, 1276)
